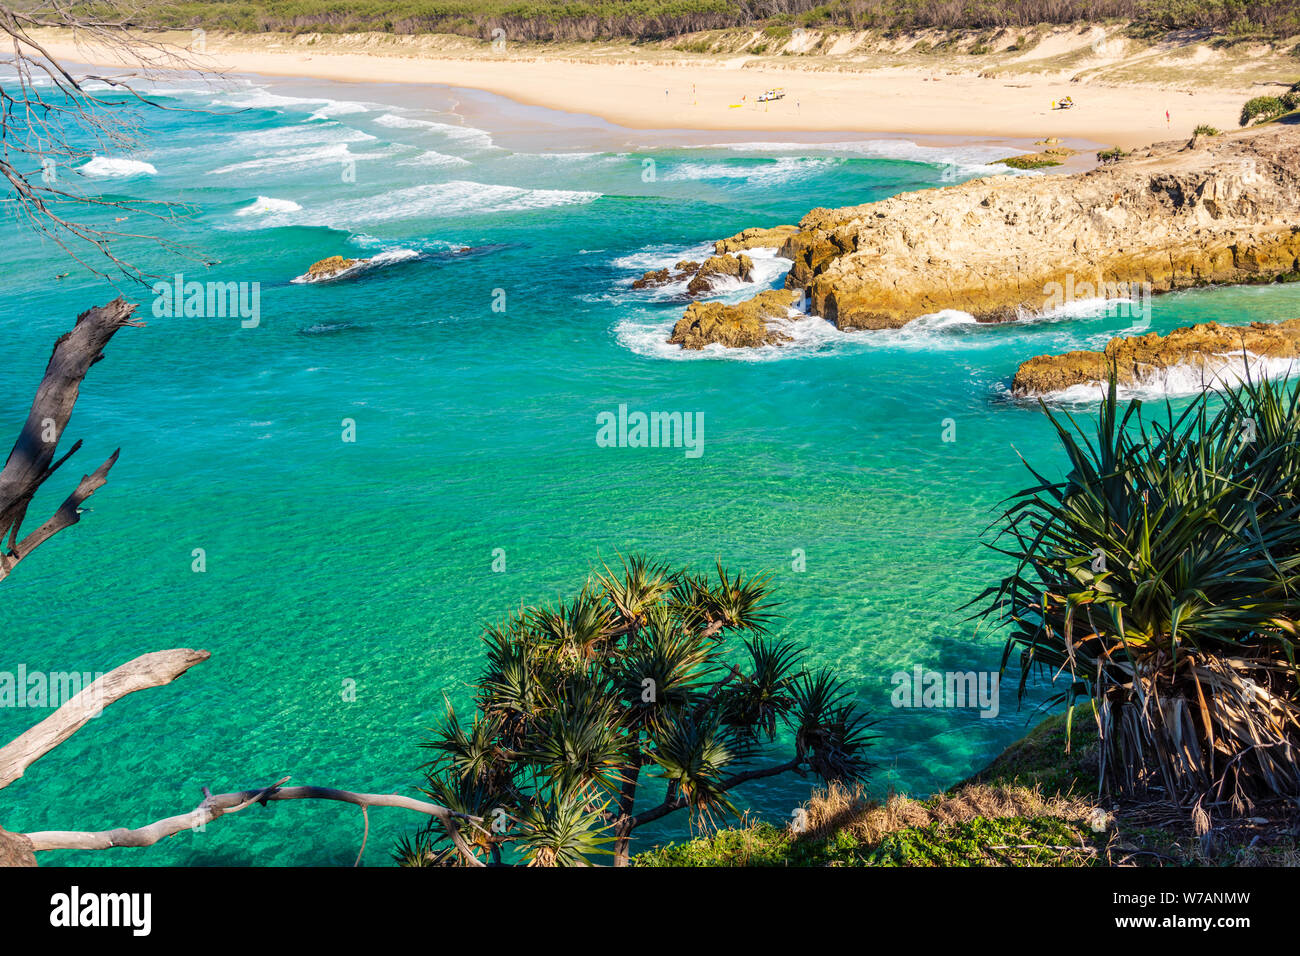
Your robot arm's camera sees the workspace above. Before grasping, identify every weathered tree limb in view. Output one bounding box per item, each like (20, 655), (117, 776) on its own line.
(0, 647), (209, 791)
(0, 826), (35, 866)
(0, 298), (140, 583)
(23, 784), (486, 865)
(0, 3), (222, 277)
(0, 646), (484, 866)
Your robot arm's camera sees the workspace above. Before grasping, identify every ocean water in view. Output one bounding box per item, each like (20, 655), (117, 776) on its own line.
(2, 72), (1299, 866)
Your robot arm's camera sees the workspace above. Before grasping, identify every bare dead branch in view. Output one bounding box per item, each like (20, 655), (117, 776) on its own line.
(0, 296), (140, 582)
(23, 784), (487, 864)
(0, 648), (210, 790)
(0, 3), (228, 278)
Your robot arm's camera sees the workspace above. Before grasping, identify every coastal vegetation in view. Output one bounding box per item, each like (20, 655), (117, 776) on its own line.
(1240, 90), (1299, 123)
(107, 0), (1300, 43)
(639, 711), (1300, 865)
(393, 557), (875, 866)
(982, 374), (1300, 806)
(645, 375), (1300, 866)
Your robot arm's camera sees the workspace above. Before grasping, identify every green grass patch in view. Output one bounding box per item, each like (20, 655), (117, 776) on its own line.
(995, 155), (1063, 169)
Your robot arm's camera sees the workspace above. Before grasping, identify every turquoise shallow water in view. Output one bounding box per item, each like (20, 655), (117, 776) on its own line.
(2, 72), (1300, 865)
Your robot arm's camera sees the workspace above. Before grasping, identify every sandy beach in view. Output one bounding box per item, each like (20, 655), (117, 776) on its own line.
(33, 27), (1277, 149)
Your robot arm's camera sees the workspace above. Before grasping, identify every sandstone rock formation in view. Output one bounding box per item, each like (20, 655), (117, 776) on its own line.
(672, 124), (1300, 348)
(668, 289), (801, 350)
(713, 225), (799, 253)
(632, 260), (699, 289)
(304, 256), (359, 280)
(1012, 318), (1300, 395)
(686, 253), (754, 296)
(632, 253), (755, 297)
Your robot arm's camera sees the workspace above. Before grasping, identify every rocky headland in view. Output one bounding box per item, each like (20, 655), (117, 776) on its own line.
(668, 124), (1300, 350)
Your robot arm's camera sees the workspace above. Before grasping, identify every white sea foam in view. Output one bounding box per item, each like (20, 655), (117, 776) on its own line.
(396, 149), (473, 168)
(235, 196), (303, 217)
(1028, 352), (1300, 404)
(210, 142), (395, 175)
(309, 101), (370, 121)
(79, 156), (157, 178)
(373, 113), (495, 149)
(614, 297), (1018, 362)
(213, 89), (371, 115)
(275, 180), (598, 227)
(237, 125), (377, 149)
(663, 156), (842, 186)
(610, 242), (715, 273)
(687, 139), (1025, 178)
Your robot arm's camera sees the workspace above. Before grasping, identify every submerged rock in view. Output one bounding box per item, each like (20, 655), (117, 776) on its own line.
(1012, 318), (1300, 395)
(296, 255), (364, 283)
(668, 289), (801, 350)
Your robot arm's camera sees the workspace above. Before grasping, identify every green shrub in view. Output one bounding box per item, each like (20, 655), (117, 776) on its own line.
(995, 155), (1062, 169)
(1193, 123), (1221, 136)
(1240, 94), (1287, 125)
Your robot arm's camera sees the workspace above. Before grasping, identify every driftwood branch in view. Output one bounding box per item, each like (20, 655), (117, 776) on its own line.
(23, 784), (485, 863)
(0, 648), (209, 791)
(0, 647), (484, 866)
(0, 297), (140, 583)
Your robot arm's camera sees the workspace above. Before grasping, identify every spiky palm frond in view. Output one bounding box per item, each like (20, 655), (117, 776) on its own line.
(792, 668), (876, 782)
(513, 786), (615, 867)
(527, 589), (614, 666)
(649, 712), (738, 823)
(978, 372), (1300, 805)
(593, 554), (676, 632)
(719, 636), (802, 740)
(614, 615), (720, 724)
(421, 700), (517, 793)
(416, 772), (506, 865)
(404, 554), (868, 865)
(518, 686), (631, 796)
(671, 561), (778, 634)
(392, 823), (448, 867)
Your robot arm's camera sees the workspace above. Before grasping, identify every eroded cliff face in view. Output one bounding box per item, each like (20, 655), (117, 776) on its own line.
(671, 125), (1300, 349)
(1012, 318), (1300, 395)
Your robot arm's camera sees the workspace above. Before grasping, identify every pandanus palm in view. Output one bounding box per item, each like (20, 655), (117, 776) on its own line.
(399, 555), (874, 866)
(979, 374), (1300, 808)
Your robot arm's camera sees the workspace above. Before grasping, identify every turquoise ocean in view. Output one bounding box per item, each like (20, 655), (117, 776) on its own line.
(2, 71), (1298, 865)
